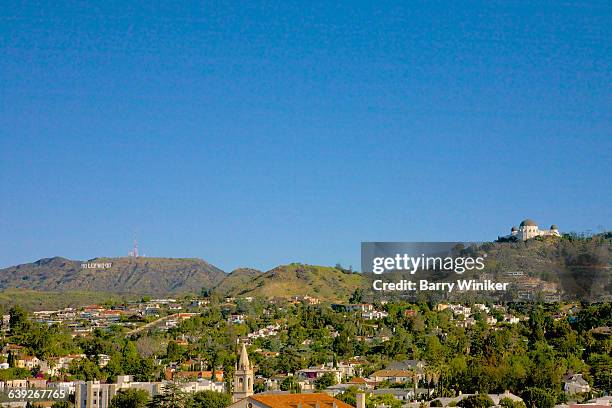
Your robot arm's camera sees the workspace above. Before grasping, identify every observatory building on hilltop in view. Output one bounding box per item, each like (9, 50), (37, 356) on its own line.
(502, 219), (560, 241)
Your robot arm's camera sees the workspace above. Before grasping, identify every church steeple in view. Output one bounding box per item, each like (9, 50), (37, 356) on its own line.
(238, 342), (250, 370)
(233, 341), (254, 402)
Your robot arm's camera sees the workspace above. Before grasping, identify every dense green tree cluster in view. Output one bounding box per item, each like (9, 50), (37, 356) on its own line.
(109, 388), (150, 408)
(331, 302), (610, 404)
(8, 306), (80, 358)
(109, 386), (231, 408)
(1, 294), (610, 406)
(314, 372), (337, 390)
(457, 394), (494, 408)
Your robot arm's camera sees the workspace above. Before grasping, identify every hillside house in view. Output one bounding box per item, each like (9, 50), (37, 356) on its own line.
(564, 374), (591, 395)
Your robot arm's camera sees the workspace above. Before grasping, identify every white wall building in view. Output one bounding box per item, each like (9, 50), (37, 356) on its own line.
(74, 376), (164, 408)
(179, 379), (225, 394)
(503, 219), (560, 241)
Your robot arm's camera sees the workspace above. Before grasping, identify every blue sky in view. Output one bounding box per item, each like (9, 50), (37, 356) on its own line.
(1, 1), (610, 272)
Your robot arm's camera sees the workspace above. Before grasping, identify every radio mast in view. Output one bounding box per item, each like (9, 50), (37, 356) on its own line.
(128, 236), (139, 257)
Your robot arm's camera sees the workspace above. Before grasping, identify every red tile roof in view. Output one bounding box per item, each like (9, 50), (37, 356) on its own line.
(250, 393), (354, 408)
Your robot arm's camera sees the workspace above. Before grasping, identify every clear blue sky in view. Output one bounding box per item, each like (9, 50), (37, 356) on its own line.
(1, 1), (610, 272)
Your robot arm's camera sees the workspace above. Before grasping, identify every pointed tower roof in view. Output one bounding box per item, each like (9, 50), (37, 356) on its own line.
(238, 342), (250, 370)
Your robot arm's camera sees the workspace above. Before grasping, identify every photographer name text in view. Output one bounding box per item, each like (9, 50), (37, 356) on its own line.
(372, 279), (509, 292)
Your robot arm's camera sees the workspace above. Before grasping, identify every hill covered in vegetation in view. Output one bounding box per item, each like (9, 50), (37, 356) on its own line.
(213, 268), (262, 295)
(480, 235), (611, 301)
(219, 263), (365, 302)
(0, 256), (225, 295)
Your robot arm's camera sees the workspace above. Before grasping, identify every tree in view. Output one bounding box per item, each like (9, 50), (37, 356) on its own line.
(148, 383), (188, 408)
(69, 358), (102, 381)
(131, 357), (156, 382)
(528, 308), (545, 344)
(314, 372), (337, 390)
(136, 337), (160, 358)
(110, 389), (150, 408)
(527, 342), (562, 390)
(0, 367), (31, 381)
(458, 394), (494, 408)
(332, 332), (353, 357)
(9, 306), (30, 335)
(7, 351), (15, 368)
(588, 352), (612, 391)
(210, 352), (218, 381)
(280, 376), (300, 393)
(522, 388), (556, 408)
(190, 391), (231, 408)
(499, 398), (526, 408)
(336, 387), (359, 407)
(122, 341), (140, 367)
(349, 289), (363, 304)
(276, 347), (303, 373)
(166, 341), (183, 361)
(368, 394), (402, 408)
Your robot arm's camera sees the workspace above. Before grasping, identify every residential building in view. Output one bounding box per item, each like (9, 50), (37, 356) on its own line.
(564, 374), (591, 395)
(370, 369), (415, 384)
(297, 366), (342, 384)
(15, 356), (40, 370)
(178, 379), (225, 394)
(74, 376), (164, 408)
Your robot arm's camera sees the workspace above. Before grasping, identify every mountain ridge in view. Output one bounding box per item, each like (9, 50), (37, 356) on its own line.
(2, 237), (608, 301)
(0, 256), (226, 295)
(0, 257), (364, 301)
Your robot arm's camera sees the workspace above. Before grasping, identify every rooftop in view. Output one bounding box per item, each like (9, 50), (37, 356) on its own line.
(250, 393), (354, 408)
(520, 219), (537, 227)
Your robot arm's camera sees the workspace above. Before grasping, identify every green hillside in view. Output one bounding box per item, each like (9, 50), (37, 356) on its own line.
(213, 268), (262, 295)
(221, 263), (366, 302)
